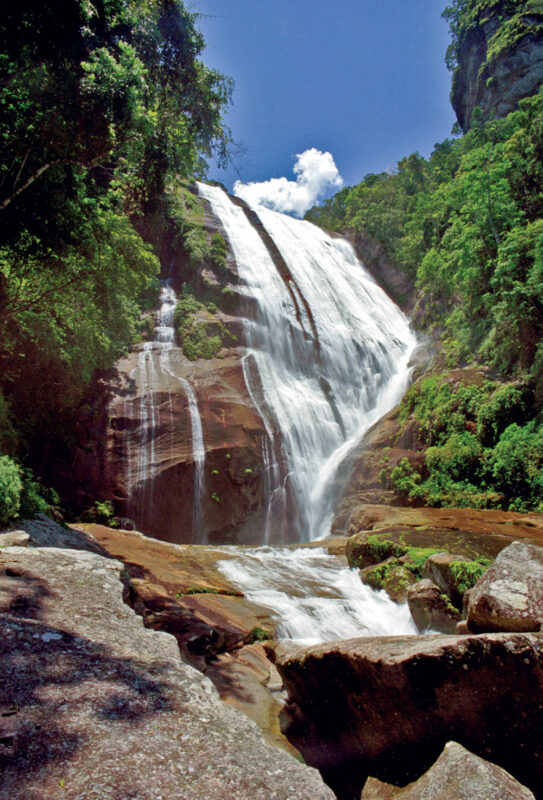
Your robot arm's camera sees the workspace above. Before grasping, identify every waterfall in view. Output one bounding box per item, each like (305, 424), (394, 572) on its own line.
(179, 378), (206, 543)
(217, 547), (418, 643)
(198, 183), (417, 542)
(126, 280), (206, 539)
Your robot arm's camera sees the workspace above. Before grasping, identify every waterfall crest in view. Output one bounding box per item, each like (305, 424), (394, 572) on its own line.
(198, 183), (417, 541)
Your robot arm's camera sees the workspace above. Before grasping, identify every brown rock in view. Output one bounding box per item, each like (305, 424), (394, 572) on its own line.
(467, 541), (543, 633)
(423, 552), (473, 609)
(270, 632), (543, 800)
(0, 546), (335, 800)
(396, 741), (535, 800)
(407, 579), (461, 633)
(456, 620), (469, 634)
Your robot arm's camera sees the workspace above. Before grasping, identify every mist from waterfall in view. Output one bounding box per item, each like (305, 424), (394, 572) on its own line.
(198, 183), (417, 542)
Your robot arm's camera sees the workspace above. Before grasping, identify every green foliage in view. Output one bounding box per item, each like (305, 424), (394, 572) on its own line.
(173, 286), (236, 360)
(247, 626), (272, 643)
(449, 557), (491, 593)
(389, 373), (542, 511)
(0, 455), (53, 524)
(210, 232), (229, 273)
(0, 456), (23, 525)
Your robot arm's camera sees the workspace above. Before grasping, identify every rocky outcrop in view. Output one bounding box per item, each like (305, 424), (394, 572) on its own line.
(0, 545), (334, 800)
(467, 540), (543, 633)
(270, 632), (543, 800)
(451, 8), (543, 131)
(395, 741), (536, 800)
(407, 579), (461, 634)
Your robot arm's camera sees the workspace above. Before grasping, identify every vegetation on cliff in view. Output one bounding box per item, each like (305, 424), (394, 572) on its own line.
(379, 373), (543, 511)
(0, 1), (232, 519)
(443, 0), (543, 129)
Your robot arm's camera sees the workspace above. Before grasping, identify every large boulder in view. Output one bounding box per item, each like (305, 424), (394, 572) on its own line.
(395, 741), (535, 800)
(422, 552), (474, 609)
(407, 579), (461, 633)
(467, 541), (543, 633)
(0, 546), (334, 800)
(270, 632), (543, 800)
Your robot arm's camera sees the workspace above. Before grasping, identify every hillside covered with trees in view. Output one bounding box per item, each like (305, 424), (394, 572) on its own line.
(306, 0), (543, 513)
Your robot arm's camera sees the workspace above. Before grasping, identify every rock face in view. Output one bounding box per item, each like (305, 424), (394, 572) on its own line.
(407, 579), (461, 634)
(451, 9), (543, 132)
(0, 545), (334, 800)
(270, 632), (543, 800)
(396, 741), (536, 800)
(467, 541), (543, 633)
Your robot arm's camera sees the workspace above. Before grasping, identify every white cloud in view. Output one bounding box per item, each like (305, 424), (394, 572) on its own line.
(233, 148), (343, 218)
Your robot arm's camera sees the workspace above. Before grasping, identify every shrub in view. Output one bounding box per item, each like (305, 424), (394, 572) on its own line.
(0, 456), (23, 525)
(210, 232), (228, 273)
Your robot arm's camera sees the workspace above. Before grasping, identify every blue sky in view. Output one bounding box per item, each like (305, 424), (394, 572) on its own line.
(192, 0), (457, 212)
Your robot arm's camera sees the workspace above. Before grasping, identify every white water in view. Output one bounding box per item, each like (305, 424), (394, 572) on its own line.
(127, 280), (206, 538)
(180, 377), (206, 543)
(198, 183), (417, 541)
(218, 547), (418, 644)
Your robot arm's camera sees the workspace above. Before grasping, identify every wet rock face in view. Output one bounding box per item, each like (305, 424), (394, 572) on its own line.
(270, 632), (543, 800)
(467, 541), (543, 633)
(0, 545), (335, 800)
(395, 741), (536, 800)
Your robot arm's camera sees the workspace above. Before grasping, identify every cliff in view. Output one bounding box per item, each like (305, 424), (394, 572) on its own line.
(448, 2), (543, 131)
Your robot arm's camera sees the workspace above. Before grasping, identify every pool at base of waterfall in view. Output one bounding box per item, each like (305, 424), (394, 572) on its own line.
(216, 546), (418, 645)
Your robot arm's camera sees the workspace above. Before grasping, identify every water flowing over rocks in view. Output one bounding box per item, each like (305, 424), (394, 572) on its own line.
(467, 541), (543, 633)
(0, 545), (335, 800)
(270, 632), (543, 800)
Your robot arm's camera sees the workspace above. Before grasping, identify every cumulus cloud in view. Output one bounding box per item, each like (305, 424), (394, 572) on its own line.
(233, 148), (343, 218)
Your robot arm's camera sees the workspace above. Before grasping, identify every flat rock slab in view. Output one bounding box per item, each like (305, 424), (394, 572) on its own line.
(270, 632), (543, 800)
(0, 547), (334, 800)
(468, 541), (543, 632)
(341, 504), (543, 548)
(396, 741), (535, 800)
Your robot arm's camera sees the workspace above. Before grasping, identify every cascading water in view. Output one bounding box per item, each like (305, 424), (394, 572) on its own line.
(194, 183), (419, 639)
(126, 280), (206, 539)
(198, 183), (417, 542)
(217, 546), (418, 643)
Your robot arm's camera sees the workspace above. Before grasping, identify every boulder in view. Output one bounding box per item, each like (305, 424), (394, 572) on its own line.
(395, 741), (535, 800)
(0, 531), (29, 548)
(345, 533), (406, 569)
(422, 552), (474, 609)
(467, 541), (543, 633)
(270, 632), (543, 800)
(360, 559), (417, 602)
(407, 579), (461, 633)
(0, 546), (334, 800)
